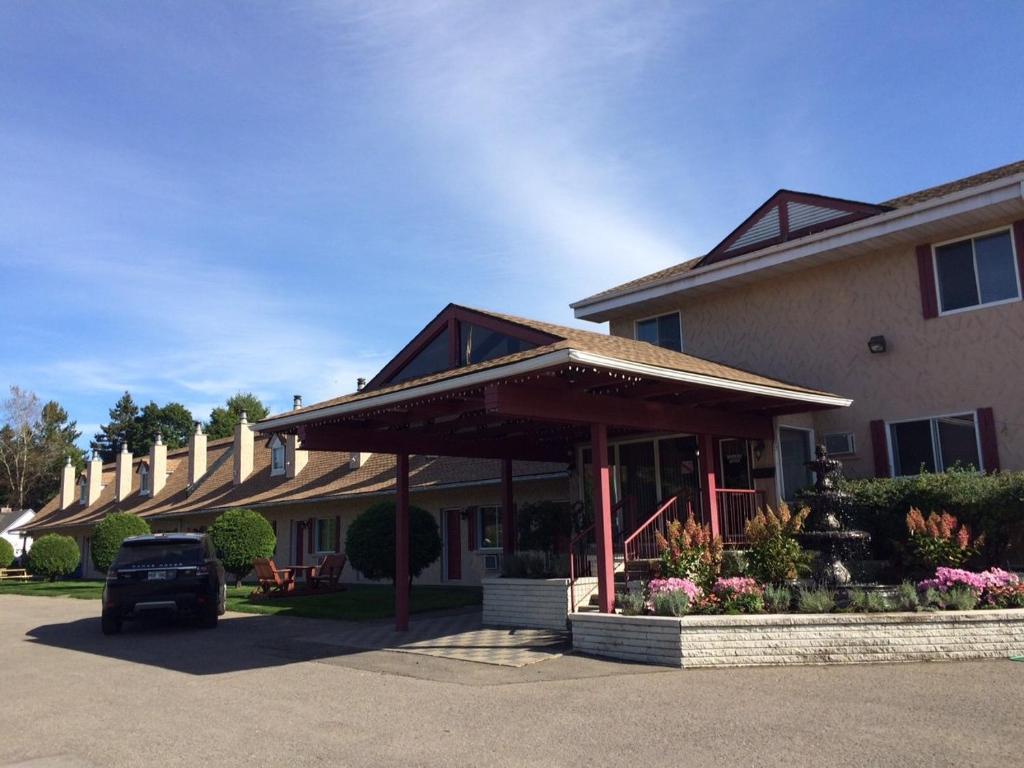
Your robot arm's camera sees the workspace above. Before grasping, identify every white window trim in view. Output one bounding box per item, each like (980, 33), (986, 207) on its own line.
(314, 518), (337, 554)
(139, 465), (150, 497)
(633, 311), (684, 352)
(885, 411), (983, 477)
(269, 436), (286, 476)
(476, 505), (502, 551)
(932, 225), (1022, 317)
(774, 424), (815, 502)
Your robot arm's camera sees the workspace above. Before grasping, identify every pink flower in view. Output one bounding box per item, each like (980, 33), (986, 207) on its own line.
(712, 577), (763, 597)
(648, 577), (703, 602)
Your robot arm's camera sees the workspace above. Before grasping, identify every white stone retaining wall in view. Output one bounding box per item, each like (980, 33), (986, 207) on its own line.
(571, 610), (1024, 668)
(482, 577), (596, 630)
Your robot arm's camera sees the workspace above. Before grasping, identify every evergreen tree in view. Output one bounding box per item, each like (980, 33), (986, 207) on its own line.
(205, 393), (270, 439)
(137, 401), (194, 451)
(91, 392), (141, 463)
(30, 401), (85, 508)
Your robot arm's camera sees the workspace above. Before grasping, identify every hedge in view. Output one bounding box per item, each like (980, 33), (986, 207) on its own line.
(209, 508), (277, 585)
(0, 538), (14, 569)
(91, 513), (151, 573)
(841, 469), (1024, 565)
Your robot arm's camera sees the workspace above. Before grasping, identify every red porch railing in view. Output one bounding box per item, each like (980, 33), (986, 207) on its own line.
(716, 488), (767, 546)
(623, 495), (683, 564)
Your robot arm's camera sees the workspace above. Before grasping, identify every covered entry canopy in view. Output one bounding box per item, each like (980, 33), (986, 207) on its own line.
(259, 305), (851, 629)
(260, 305), (850, 462)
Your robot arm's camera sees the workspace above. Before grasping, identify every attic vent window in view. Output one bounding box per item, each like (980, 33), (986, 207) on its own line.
(727, 205), (780, 252)
(79, 477), (88, 505)
(139, 465), (150, 496)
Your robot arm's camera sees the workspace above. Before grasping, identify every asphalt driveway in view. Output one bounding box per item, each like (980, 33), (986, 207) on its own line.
(2, 594), (1023, 768)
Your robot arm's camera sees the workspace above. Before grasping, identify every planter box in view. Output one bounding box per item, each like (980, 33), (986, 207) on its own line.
(571, 610), (1024, 668)
(482, 577), (597, 630)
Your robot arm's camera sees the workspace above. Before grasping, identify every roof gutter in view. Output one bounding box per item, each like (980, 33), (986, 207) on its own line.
(573, 174), (1024, 320)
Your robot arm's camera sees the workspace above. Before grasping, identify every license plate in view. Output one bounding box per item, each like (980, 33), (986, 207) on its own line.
(147, 570), (171, 580)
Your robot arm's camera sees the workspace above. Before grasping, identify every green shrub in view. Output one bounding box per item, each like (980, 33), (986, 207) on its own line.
(0, 538), (14, 569)
(895, 581), (920, 612)
(721, 549), (747, 578)
(91, 513), (151, 573)
(516, 501), (573, 553)
(617, 590), (647, 616)
(842, 469), (1024, 564)
(797, 587), (836, 614)
(28, 534), (80, 581)
(501, 550), (568, 578)
(744, 505), (810, 584)
(209, 508), (276, 585)
(942, 586), (980, 611)
(345, 500), (441, 583)
(652, 590), (690, 617)
(763, 584), (792, 613)
(846, 588), (891, 613)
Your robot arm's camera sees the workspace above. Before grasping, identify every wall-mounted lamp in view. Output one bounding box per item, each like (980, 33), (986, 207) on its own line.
(753, 439), (765, 462)
(867, 335), (887, 354)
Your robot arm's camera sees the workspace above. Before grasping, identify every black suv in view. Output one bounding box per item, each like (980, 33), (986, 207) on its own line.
(101, 533), (226, 635)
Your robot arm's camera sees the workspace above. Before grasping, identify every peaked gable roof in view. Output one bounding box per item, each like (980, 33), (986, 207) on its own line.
(698, 190), (888, 266)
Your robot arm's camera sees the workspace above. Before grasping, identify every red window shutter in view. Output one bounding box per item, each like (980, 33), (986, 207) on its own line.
(334, 515), (341, 553)
(916, 244), (939, 319)
(977, 407), (1001, 473)
(869, 420), (890, 478)
(466, 508), (477, 551)
(1014, 220), (1024, 285)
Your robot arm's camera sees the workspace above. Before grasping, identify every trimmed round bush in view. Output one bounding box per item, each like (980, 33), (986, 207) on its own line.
(28, 534), (80, 581)
(345, 501), (441, 583)
(0, 538), (14, 569)
(209, 508), (276, 585)
(91, 513), (151, 573)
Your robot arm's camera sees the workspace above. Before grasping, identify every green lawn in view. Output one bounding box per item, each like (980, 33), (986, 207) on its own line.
(0, 580), (482, 622)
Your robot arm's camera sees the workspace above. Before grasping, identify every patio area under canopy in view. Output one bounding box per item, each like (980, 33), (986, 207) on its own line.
(258, 305), (852, 630)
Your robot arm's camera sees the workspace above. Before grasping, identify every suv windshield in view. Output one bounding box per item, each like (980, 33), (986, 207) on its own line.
(113, 540), (205, 568)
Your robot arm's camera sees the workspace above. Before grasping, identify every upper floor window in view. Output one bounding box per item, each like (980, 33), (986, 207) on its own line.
(934, 229), (1020, 314)
(139, 465), (150, 496)
(888, 413), (980, 476)
(78, 477), (88, 504)
(270, 436), (285, 475)
(634, 312), (682, 352)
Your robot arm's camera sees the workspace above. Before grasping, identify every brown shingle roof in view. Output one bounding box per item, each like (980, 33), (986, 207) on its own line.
(267, 305), (842, 426)
(24, 436), (566, 533)
(574, 159), (1024, 307)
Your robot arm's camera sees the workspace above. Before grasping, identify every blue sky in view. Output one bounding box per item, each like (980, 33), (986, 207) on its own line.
(2, 1), (1023, 446)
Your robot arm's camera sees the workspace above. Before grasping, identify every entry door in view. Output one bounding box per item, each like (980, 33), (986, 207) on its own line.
(719, 438), (753, 489)
(444, 509), (462, 581)
(617, 441), (657, 532)
(778, 427), (814, 501)
(658, 436), (701, 514)
(294, 521), (304, 565)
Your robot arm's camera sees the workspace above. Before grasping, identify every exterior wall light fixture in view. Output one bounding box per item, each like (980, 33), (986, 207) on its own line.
(868, 335), (887, 354)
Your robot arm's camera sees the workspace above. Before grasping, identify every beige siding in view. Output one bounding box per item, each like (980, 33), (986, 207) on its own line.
(610, 220), (1024, 477)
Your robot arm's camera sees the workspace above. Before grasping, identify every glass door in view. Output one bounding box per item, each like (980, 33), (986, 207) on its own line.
(617, 441), (658, 532)
(778, 427), (814, 501)
(718, 438), (753, 489)
(658, 435), (701, 516)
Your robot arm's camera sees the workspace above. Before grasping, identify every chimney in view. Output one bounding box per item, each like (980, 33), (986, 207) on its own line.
(188, 422), (207, 485)
(233, 411), (254, 484)
(149, 433), (167, 497)
(59, 456), (77, 510)
(286, 434), (308, 478)
(116, 442), (133, 502)
(349, 452), (371, 470)
(356, 378), (366, 392)
(293, 394), (303, 410)
(86, 450), (103, 506)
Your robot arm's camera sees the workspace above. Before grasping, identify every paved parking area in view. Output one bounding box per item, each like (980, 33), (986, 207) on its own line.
(3, 594), (1024, 768)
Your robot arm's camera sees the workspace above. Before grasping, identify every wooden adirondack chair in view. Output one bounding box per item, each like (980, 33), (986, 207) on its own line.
(310, 553), (346, 590)
(253, 558), (296, 595)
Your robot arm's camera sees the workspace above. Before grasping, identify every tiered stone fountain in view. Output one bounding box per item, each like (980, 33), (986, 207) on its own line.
(796, 445), (870, 585)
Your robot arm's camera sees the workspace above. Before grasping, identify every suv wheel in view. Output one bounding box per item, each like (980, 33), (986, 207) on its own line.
(199, 604), (219, 629)
(217, 583), (227, 616)
(101, 612), (122, 635)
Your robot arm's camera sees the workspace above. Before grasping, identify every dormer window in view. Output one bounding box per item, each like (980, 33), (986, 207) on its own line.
(635, 312), (683, 352)
(270, 436), (286, 476)
(78, 477), (88, 505)
(139, 464), (150, 496)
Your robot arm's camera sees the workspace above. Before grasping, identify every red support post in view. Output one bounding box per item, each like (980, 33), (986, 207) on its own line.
(501, 458), (515, 556)
(699, 432), (720, 540)
(395, 453), (410, 632)
(591, 423), (615, 613)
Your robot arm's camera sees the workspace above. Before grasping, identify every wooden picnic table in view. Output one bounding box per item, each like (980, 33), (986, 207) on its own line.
(287, 565), (318, 585)
(0, 568), (31, 581)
